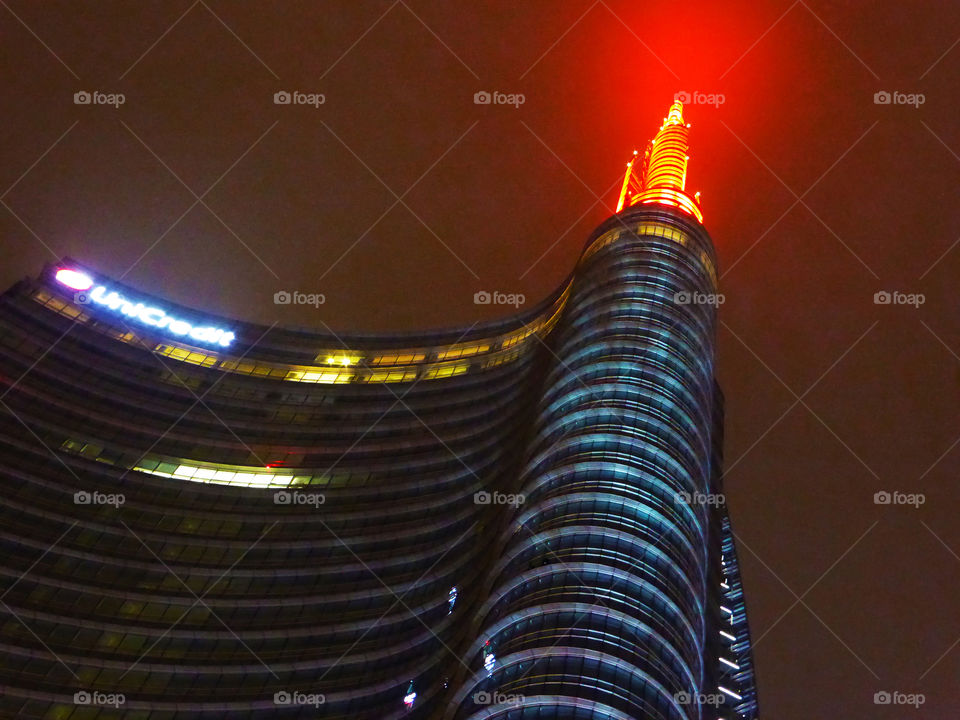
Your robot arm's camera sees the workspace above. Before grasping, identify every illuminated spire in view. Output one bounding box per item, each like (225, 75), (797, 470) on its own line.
(616, 100), (703, 223)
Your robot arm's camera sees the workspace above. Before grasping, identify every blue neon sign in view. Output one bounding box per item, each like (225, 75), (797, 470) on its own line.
(56, 268), (235, 347)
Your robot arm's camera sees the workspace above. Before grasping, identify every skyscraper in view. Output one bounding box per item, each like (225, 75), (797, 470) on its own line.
(0, 101), (757, 719)
(445, 101), (757, 720)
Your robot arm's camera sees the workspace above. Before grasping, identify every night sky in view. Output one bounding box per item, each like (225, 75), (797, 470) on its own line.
(2, 2), (959, 717)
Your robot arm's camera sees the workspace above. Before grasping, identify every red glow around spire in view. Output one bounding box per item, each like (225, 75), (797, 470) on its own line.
(616, 100), (703, 223)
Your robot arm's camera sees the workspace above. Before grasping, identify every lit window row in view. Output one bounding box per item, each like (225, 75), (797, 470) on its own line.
(481, 349), (521, 370)
(32, 287), (567, 385)
(59, 438), (337, 488)
(422, 362), (470, 380)
(315, 353), (361, 367)
(363, 352), (426, 366)
(637, 222), (687, 244)
(435, 343), (490, 361)
(366, 369), (420, 383)
(134, 460), (305, 488)
(33, 289), (91, 321)
(157, 344), (219, 367)
(501, 328), (535, 349)
(582, 229), (623, 261)
(581, 222), (717, 289)
(283, 369), (354, 384)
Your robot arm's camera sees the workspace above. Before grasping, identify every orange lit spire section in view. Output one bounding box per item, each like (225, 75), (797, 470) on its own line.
(615, 100), (703, 223)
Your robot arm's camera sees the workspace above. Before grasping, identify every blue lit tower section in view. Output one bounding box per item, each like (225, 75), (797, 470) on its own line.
(447, 102), (758, 720)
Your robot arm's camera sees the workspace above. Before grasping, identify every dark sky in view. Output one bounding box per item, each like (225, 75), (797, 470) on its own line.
(2, 1), (959, 716)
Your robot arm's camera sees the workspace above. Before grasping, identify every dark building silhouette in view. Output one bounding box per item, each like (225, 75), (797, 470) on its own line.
(0, 101), (757, 719)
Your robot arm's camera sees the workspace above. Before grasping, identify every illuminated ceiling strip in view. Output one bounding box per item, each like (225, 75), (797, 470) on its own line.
(718, 686), (743, 701)
(60, 437), (339, 489)
(134, 461), (304, 488)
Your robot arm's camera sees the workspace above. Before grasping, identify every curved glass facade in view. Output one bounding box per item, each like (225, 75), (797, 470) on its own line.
(444, 207), (754, 720)
(0, 262), (556, 719)
(0, 107), (757, 720)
